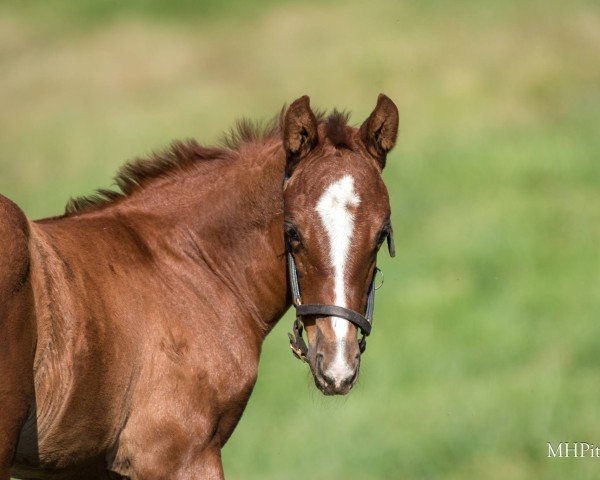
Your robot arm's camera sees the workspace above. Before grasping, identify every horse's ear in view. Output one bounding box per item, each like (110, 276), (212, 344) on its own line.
(359, 94), (399, 169)
(283, 95), (318, 177)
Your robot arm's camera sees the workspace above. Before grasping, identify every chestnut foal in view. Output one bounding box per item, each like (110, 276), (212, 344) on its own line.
(1, 94), (398, 479)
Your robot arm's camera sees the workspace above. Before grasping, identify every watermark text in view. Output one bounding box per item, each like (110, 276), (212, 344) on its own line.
(548, 442), (600, 458)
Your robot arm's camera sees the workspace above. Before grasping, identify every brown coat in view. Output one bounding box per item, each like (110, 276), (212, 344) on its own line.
(0, 95), (398, 480)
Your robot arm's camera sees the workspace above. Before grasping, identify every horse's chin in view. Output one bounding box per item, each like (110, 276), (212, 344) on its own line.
(320, 384), (353, 396)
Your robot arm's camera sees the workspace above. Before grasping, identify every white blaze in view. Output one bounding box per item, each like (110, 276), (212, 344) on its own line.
(316, 175), (360, 381)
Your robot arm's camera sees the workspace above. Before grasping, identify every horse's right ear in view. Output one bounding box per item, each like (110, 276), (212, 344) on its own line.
(283, 95), (318, 177)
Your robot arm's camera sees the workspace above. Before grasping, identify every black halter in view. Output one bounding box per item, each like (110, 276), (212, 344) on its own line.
(287, 229), (395, 362)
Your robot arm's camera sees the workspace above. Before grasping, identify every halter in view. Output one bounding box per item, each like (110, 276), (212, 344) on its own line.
(286, 229), (395, 362)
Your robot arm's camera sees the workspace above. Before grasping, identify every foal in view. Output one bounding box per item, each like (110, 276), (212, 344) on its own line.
(1, 94), (399, 479)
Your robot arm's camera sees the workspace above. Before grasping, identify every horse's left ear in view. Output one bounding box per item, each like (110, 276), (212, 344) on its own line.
(359, 94), (399, 169)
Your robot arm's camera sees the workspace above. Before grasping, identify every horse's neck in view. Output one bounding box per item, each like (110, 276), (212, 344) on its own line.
(137, 142), (290, 338)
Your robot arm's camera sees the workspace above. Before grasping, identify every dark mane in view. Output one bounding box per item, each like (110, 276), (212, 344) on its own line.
(64, 140), (229, 215)
(218, 107), (285, 150)
(64, 106), (349, 216)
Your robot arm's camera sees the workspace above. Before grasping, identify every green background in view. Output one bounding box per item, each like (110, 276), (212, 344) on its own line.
(1, 1), (599, 478)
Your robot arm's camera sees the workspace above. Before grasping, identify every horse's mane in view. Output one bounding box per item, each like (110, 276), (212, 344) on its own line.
(64, 107), (350, 216)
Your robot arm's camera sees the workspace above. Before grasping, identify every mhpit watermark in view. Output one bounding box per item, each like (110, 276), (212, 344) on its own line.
(547, 442), (600, 458)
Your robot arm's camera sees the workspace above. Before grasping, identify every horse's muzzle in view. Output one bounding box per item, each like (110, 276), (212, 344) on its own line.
(309, 337), (361, 395)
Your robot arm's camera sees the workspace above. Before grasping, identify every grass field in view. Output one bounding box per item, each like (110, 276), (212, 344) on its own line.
(1, 0), (599, 478)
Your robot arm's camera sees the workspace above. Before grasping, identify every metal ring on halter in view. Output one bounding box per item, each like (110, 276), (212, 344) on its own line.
(374, 267), (384, 290)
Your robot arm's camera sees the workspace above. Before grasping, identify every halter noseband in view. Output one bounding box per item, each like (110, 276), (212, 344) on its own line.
(287, 229), (395, 362)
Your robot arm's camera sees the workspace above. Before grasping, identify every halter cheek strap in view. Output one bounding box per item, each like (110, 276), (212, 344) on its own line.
(286, 228), (391, 362)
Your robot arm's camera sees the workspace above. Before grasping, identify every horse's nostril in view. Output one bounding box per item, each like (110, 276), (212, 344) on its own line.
(336, 366), (357, 387)
(321, 372), (335, 386)
(316, 355), (335, 386)
(316, 354), (324, 371)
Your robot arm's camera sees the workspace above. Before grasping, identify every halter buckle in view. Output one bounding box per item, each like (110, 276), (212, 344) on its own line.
(289, 342), (307, 362)
(288, 318), (308, 362)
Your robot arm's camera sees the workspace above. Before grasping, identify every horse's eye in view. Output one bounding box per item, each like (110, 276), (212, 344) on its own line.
(284, 222), (302, 250)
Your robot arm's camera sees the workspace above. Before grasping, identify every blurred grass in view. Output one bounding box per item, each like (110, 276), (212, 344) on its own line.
(1, 0), (599, 479)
